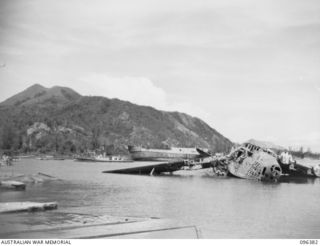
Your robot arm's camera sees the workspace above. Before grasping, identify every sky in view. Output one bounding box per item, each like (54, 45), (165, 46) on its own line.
(0, 0), (320, 151)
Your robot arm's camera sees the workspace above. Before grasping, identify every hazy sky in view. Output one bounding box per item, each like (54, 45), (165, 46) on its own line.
(0, 0), (320, 151)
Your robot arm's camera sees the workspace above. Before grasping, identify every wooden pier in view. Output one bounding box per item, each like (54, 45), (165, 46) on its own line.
(0, 217), (200, 239)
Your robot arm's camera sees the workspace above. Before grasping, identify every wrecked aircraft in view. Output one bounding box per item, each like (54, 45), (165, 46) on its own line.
(104, 142), (319, 183)
(224, 143), (282, 182)
(104, 143), (283, 182)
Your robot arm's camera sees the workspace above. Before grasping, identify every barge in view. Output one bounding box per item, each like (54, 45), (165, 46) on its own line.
(76, 154), (132, 162)
(127, 145), (205, 161)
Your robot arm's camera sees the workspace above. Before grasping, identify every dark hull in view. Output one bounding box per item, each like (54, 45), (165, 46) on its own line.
(278, 160), (320, 177)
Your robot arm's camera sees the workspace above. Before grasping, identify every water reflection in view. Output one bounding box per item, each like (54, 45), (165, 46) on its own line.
(279, 176), (319, 184)
(0, 159), (320, 238)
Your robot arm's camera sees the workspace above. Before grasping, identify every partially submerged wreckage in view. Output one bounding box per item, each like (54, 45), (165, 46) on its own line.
(222, 143), (282, 182)
(104, 143), (320, 182)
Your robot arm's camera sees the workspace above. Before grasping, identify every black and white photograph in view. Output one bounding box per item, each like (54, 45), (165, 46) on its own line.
(0, 0), (319, 242)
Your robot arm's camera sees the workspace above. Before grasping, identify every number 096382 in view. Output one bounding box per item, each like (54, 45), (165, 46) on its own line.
(300, 240), (318, 245)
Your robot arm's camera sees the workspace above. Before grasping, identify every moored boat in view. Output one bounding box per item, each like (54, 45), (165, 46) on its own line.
(127, 145), (206, 161)
(36, 156), (65, 160)
(76, 154), (132, 162)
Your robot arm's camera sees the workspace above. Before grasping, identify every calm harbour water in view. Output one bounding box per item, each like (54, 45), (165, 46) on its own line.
(1, 159), (320, 238)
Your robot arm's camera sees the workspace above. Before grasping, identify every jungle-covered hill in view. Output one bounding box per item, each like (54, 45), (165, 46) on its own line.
(0, 84), (233, 155)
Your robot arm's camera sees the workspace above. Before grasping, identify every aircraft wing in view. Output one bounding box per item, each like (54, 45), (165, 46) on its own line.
(103, 160), (187, 175)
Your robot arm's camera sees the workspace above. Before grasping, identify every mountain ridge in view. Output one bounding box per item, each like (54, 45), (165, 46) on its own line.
(0, 84), (81, 107)
(0, 84), (233, 154)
